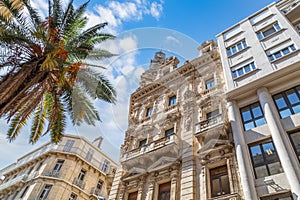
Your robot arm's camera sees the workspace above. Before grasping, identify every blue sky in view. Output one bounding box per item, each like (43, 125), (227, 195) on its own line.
(0, 0), (277, 169)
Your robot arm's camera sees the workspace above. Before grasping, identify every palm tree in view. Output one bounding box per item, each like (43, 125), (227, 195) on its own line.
(0, 0), (116, 143)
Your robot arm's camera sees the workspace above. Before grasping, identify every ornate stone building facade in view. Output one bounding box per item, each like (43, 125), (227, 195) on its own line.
(216, 0), (300, 199)
(0, 135), (117, 200)
(109, 41), (242, 200)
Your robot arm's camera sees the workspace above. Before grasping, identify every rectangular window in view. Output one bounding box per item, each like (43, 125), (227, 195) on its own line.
(206, 78), (215, 89)
(101, 160), (110, 173)
(97, 180), (103, 191)
(64, 140), (75, 152)
(78, 169), (86, 181)
(289, 130), (300, 162)
(139, 139), (147, 147)
(249, 141), (282, 179)
(20, 185), (29, 198)
(85, 148), (94, 162)
(69, 193), (77, 200)
(257, 22), (281, 40)
(53, 160), (64, 171)
(39, 184), (52, 199)
(165, 128), (174, 137)
(158, 182), (171, 200)
(128, 191), (138, 200)
(273, 85), (300, 118)
(207, 109), (219, 120)
(268, 44), (296, 61)
(210, 165), (230, 197)
(232, 62), (256, 79)
(226, 40), (247, 56)
(36, 161), (44, 172)
(240, 102), (266, 131)
(146, 107), (153, 117)
(168, 95), (176, 106)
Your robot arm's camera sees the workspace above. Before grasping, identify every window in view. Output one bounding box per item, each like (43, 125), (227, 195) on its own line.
(240, 102), (266, 131)
(101, 160), (110, 173)
(206, 78), (215, 89)
(165, 128), (174, 137)
(232, 62), (256, 79)
(268, 44), (296, 61)
(64, 140), (75, 152)
(85, 148), (94, 162)
(27, 166), (34, 174)
(257, 23), (281, 40)
(207, 109), (219, 120)
(158, 182), (171, 200)
(139, 139), (147, 147)
(273, 85), (300, 118)
(210, 165), (230, 197)
(168, 95), (176, 106)
(36, 161), (44, 171)
(97, 180), (103, 191)
(20, 186), (29, 198)
(249, 141), (282, 179)
(69, 193), (77, 200)
(128, 191), (138, 200)
(289, 130), (300, 162)
(53, 160), (64, 171)
(146, 107), (153, 117)
(39, 184), (52, 199)
(78, 169), (86, 181)
(227, 40), (247, 56)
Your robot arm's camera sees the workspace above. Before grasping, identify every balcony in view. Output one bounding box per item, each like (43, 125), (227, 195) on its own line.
(0, 174), (27, 191)
(73, 178), (85, 190)
(43, 170), (61, 178)
(209, 193), (240, 200)
(281, 0), (300, 22)
(90, 187), (102, 197)
(195, 114), (224, 135)
(121, 134), (180, 170)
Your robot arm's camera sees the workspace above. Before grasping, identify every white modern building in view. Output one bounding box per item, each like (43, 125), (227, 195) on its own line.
(216, 0), (300, 199)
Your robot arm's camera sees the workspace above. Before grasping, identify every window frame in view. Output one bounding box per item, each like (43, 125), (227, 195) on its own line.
(226, 40), (248, 56)
(210, 165), (230, 197)
(240, 102), (266, 131)
(288, 130), (300, 163)
(168, 95), (177, 106)
(53, 160), (64, 171)
(267, 44), (296, 62)
(77, 169), (86, 181)
(232, 62), (256, 79)
(206, 109), (220, 120)
(20, 185), (29, 198)
(146, 106), (153, 117)
(205, 78), (215, 89)
(39, 184), (52, 199)
(273, 85), (300, 118)
(69, 193), (78, 200)
(165, 128), (175, 137)
(158, 181), (171, 200)
(139, 139), (147, 147)
(257, 22), (281, 40)
(249, 141), (282, 179)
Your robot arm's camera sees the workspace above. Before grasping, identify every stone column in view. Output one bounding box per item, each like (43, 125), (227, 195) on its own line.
(170, 170), (178, 200)
(257, 87), (300, 197)
(137, 177), (145, 200)
(227, 101), (258, 200)
(146, 179), (155, 200)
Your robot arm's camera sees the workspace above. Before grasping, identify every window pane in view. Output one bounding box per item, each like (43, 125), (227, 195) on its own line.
(290, 132), (300, 161)
(280, 109), (292, 118)
(255, 118), (266, 127)
(255, 165), (268, 178)
(268, 162), (283, 175)
(274, 23), (281, 30)
(250, 62), (256, 70)
(282, 47), (290, 55)
(250, 145), (264, 165)
(257, 33), (263, 40)
(232, 46), (237, 54)
(252, 105), (263, 118)
(297, 86), (300, 95)
(237, 43), (243, 51)
(244, 65), (251, 73)
(263, 27), (276, 37)
(242, 41), (247, 48)
(244, 122), (255, 131)
(221, 175), (230, 195)
(241, 109), (252, 122)
(286, 90), (299, 105)
(274, 51), (282, 59)
(227, 49), (232, 56)
(292, 105), (300, 114)
(262, 142), (278, 162)
(274, 95), (288, 109)
(232, 71), (237, 78)
(269, 55), (274, 61)
(211, 179), (221, 197)
(290, 44), (296, 51)
(238, 68), (244, 76)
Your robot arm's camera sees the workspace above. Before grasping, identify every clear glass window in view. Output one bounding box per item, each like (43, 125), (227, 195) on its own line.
(240, 102), (266, 131)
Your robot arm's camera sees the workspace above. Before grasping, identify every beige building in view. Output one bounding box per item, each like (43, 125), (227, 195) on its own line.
(0, 135), (118, 200)
(109, 41), (242, 200)
(216, 0), (300, 199)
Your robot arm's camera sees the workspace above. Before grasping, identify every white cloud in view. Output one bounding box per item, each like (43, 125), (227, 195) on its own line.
(150, 2), (163, 19)
(166, 36), (180, 45)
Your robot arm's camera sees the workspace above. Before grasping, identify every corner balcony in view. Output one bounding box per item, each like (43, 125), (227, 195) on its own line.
(43, 170), (61, 178)
(195, 114), (224, 136)
(73, 178), (86, 190)
(0, 172), (39, 191)
(281, 0), (300, 22)
(121, 134), (180, 170)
